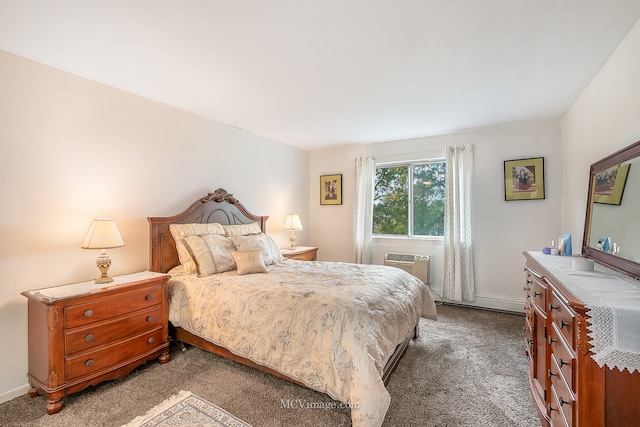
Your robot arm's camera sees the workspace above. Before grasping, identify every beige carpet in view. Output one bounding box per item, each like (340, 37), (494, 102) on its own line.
(0, 304), (539, 426)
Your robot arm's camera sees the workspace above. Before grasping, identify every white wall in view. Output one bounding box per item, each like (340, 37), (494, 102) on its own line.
(561, 20), (640, 243)
(0, 51), (310, 402)
(310, 121), (563, 312)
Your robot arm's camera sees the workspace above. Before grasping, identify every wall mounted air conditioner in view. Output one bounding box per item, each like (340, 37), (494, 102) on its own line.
(384, 253), (431, 285)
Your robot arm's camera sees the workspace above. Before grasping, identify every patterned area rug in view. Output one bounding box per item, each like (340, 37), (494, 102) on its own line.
(121, 390), (252, 427)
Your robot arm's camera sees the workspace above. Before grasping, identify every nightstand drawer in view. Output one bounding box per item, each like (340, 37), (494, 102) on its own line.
(281, 246), (318, 261)
(286, 251), (316, 261)
(65, 285), (162, 328)
(65, 306), (162, 354)
(65, 327), (164, 381)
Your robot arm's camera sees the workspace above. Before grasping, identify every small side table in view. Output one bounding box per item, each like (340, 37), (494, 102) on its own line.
(22, 271), (170, 414)
(281, 246), (318, 261)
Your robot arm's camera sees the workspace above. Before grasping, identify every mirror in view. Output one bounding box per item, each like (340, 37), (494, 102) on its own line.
(583, 140), (640, 280)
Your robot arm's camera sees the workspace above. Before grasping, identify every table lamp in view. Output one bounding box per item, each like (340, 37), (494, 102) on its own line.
(81, 218), (124, 283)
(283, 214), (303, 248)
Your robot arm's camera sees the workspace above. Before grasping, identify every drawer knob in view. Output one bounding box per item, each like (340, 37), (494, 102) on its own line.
(548, 368), (556, 378)
(146, 295), (153, 301)
(85, 359), (94, 367)
(559, 319), (569, 329)
(85, 334), (94, 342)
(147, 337), (154, 344)
(533, 291), (541, 297)
(548, 335), (556, 345)
(84, 309), (94, 317)
(147, 316), (154, 322)
(548, 303), (558, 311)
(559, 396), (569, 407)
(547, 403), (556, 412)
(559, 358), (569, 368)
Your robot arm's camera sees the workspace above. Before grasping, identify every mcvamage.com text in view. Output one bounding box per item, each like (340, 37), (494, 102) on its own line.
(280, 399), (359, 410)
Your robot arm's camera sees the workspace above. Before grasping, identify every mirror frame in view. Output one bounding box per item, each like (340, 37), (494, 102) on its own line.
(582, 139), (640, 280)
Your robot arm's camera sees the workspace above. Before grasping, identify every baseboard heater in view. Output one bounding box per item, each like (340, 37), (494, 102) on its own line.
(383, 253), (431, 285)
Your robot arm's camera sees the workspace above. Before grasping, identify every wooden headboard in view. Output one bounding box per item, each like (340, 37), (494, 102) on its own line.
(148, 188), (269, 273)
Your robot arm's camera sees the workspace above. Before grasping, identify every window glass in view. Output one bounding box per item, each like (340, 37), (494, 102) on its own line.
(373, 161), (445, 237)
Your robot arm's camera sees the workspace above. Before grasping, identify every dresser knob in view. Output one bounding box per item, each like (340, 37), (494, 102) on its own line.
(547, 403), (556, 412)
(533, 291), (541, 297)
(146, 294), (153, 301)
(559, 319), (569, 329)
(548, 368), (556, 378)
(85, 359), (94, 367)
(559, 396), (569, 406)
(147, 316), (154, 322)
(85, 334), (94, 342)
(548, 335), (556, 345)
(559, 358), (569, 368)
(147, 337), (154, 344)
(548, 303), (558, 311)
(84, 309), (94, 317)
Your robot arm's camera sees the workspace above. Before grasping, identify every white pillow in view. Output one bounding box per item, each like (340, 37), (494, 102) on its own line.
(231, 250), (267, 275)
(184, 234), (236, 276)
(223, 222), (262, 237)
(230, 233), (282, 265)
(169, 223), (225, 273)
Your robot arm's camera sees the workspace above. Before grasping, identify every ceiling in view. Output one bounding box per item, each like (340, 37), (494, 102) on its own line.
(1, 1), (640, 151)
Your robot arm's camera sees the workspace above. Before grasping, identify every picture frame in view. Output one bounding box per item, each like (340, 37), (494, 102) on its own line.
(504, 157), (545, 201)
(593, 163), (630, 206)
(320, 174), (342, 205)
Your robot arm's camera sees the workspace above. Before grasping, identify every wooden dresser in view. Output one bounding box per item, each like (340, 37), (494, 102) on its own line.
(22, 271), (171, 414)
(523, 251), (640, 426)
(280, 246), (318, 261)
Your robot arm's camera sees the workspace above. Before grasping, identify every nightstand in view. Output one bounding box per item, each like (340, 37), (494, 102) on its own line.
(21, 271), (171, 414)
(281, 246), (318, 261)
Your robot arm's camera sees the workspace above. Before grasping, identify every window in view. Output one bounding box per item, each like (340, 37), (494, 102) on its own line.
(373, 160), (446, 237)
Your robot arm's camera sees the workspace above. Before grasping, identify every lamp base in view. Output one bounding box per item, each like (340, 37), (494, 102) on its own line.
(95, 253), (114, 284)
(289, 231), (297, 249)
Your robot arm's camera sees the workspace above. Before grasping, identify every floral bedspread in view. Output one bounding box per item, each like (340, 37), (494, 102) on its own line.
(167, 259), (437, 427)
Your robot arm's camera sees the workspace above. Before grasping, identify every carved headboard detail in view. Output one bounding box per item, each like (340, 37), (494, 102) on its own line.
(148, 188), (269, 273)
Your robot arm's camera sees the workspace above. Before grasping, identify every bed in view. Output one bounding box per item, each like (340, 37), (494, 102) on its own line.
(148, 188), (437, 427)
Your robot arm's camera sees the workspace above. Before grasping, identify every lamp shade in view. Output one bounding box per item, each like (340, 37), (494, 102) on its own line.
(283, 214), (303, 231)
(81, 218), (125, 249)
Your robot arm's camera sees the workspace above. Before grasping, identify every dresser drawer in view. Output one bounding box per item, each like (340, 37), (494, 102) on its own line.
(549, 355), (575, 427)
(65, 327), (164, 381)
(65, 285), (162, 328)
(528, 273), (547, 313)
(550, 324), (575, 390)
(549, 290), (575, 349)
(65, 306), (162, 354)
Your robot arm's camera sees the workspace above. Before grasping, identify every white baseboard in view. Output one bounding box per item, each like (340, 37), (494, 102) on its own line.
(428, 288), (525, 314)
(0, 383), (30, 404)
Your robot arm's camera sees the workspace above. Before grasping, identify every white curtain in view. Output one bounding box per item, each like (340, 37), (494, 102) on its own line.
(443, 145), (475, 301)
(353, 156), (375, 264)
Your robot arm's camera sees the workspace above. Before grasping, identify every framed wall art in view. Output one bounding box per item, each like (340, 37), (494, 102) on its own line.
(504, 157), (545, 201)
(593, 163), (630, 206)
(320, 174), (342, 205)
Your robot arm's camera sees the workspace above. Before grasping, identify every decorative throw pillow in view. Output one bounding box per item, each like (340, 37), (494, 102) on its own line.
(223, 222), (262, 237)
(231, 250), (267, 275)
(260, 233), (284, 264)
(230, 233), (282, 265)
(184, 234), (236, 276)
(169, 223), (225, 273)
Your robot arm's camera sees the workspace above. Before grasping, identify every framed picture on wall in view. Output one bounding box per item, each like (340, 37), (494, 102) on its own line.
(320, 174), (342, 205)
(504, 157), (545, 201)
(593, 163), (631, 206)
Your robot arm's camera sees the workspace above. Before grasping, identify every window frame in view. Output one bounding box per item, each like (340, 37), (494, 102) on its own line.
(373, 157), (446, 240)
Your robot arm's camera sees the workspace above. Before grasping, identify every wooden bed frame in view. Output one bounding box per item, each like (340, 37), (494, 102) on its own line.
(148, 188), (415, 387)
